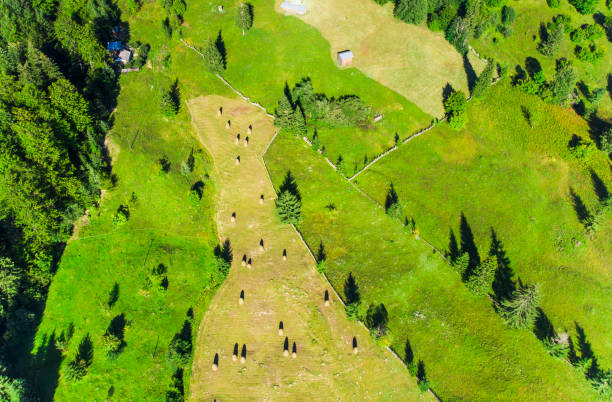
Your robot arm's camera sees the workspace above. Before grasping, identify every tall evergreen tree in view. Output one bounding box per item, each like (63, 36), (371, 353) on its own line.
(274, 92), (294, 129)
(538, 23), (564, 57)
(548, 58), (577, 105)
(466, 255), (497, 295)
(235, 3), (253, 35)
(471, 58), (495, 98)
(500, 284), (541, 329)
(275, 191), (301, 224)
(202, 39), (224, 74)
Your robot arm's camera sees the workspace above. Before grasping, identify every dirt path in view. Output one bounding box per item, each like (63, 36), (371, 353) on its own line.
(186, 95), (427, 401)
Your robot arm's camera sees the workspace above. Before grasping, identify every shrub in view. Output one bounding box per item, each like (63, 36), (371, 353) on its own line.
(275, 190), (301, 224)
(443, 90), (467, 129)
(112, 205), (129, 226)
(600, 128), (612, 154)
(418, 379), (430, 392)
(394, 0), (428, 24)
(575, 43), (606, 64)
(546, 0), (560, 8)
(501, 6), (516, 25)
(568, 0), (599, 14)
(365, 303), (389, 339)
(316, 260), (327, 274)
(570, 24), (605, 42)
(102, 333), (122, 355)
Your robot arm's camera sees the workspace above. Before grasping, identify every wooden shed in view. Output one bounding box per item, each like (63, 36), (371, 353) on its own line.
(337, 50), (353, 67)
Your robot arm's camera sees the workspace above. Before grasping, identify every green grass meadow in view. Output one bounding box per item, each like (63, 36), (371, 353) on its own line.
(264, 130), (599, 400)
(355, 81), (612, 370)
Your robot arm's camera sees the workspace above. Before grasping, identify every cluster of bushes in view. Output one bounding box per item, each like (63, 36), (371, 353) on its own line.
(161, 0), (187, 38)
(165, 312), (194, 401)
(513, 57), (577, 105)
(443, 90), (468, 128)
(386, 0), (517, 54)
(274, 78), (372, 136)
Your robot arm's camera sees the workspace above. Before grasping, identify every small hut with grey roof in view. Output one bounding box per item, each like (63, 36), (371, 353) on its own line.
(337, 50), (353, 67)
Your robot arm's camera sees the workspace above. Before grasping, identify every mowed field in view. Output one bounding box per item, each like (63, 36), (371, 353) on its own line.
(187, 95), (426, 401)
(31, 70), (220, 400)
(355, 82), (612, 368)
(275, 0), (477, 117)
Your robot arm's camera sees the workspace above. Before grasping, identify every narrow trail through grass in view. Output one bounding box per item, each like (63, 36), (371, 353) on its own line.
(186, 95), (426, 401)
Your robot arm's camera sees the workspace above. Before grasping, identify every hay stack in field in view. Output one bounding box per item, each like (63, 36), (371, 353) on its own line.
(212, 353), (219, 370)
(259, 238), (264, 251)
(235, 155), (240, 165)
(292, 342), (297, 358)
(241, 254), (247, 266)
(235, 134), (240, 144)
(352, 337), (358, 354)
(282, 249), (287, 261)
(240, 344), (247, 363)
(278, 321), (284, 336)
(226, 120), (231, 129)
(260, 194), (264, 204)
(244, 136), (249, 147)
(217, 107), (222, 117)
(233, 343), (238, 361)
(283, 337), (289, 357)
(324, 290), (330, 306)
(248, 124), (252, 135)
(239, 290), (244, 305)
(247, 258), (252, 269)
(231, 212), (236, 223)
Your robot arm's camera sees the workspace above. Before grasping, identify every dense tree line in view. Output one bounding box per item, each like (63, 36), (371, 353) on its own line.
(0, 0), (117, 396)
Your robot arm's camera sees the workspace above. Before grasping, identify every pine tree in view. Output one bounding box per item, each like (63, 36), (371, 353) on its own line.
(501, 284), (541, 329)
(548, 58), (577, 105)
(275, 190), (301, 224)
(291, 108), (306, 136)
(394, 0), (428, 25)
(538, 23), (564, 57)
(202, 39), (224, 74)
(160, 89), (179, 116)
(235, 3), (253, 35)
(466, 255), (497, 295)
(471, 59), (495, 98)
(274, 92), (294, 129)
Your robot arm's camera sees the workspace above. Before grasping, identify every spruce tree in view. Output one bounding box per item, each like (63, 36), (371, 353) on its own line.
(548, 58), (577, 105)
(275, 190), (301, 224)
(203, 39), (224, 74)
(274, 92), (294, 129)
(538, 23), (564, 57)
(471, 59), (495, 98)
(291, 108), (307, 136)
(235, 3), (253, 35)
(394, 0), (428, 25)
(466, 255), (497, 295)
(501, 284), (541, 329)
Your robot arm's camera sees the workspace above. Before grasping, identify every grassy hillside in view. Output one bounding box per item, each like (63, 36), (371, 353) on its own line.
(274, 0), (479, 117)
(30, 69), (222, 400)
(265, 130), (599, 400)
(186, 95), (426, 400)
(355, 81), (612, 370)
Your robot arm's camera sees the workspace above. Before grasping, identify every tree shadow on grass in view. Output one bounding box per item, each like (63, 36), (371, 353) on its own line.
(31, 332), (63, 401)
(590, 170), (609, 203)
(533, 308), (556, 341)
(279, 170), (301, 200)
(569, 187), (592, 227)
(459, 213), (480, 276)
(107, 283), (120, 308)
(215, 30), (226, 69)
(384, 182), (399, 212)
(489, 228), (515, 302)
(462, 55), (477, 92)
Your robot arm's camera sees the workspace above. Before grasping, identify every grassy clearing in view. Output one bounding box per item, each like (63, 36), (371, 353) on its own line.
(472, 0), (612, 120)
(265, 129), (599, 400)
(355, 81), (612, 369)
(178, 0), (433, 170)
(31, 69), (220, 399)
(186, 95), (425, 400)
(274, 0), (479, 117)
